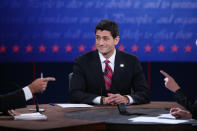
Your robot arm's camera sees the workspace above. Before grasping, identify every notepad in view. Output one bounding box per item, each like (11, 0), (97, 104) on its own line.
(158, 113), (176, 119)
(56, 104), (94, 108)
(14, 112), (47, 120)
(129, 116), (188, 124)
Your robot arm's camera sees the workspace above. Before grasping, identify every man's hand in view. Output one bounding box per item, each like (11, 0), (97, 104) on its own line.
(8, 110), (20, 117)
(28, 77), (56, 94)
(103, 93), (129, 105)
(170, 107), (192, 119)
(160, 70), (180, 92)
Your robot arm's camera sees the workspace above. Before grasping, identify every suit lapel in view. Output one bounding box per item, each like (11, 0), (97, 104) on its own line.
(111, 50), (121, 89)
(91, 50), (105, 88)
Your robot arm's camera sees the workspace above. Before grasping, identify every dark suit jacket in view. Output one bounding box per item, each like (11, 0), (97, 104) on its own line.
(175, 89), (197, 119)
(0, 89), (26, 112)
(69, 50), (151, 104)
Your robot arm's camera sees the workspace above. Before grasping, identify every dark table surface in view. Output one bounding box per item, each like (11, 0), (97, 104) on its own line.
(0, 101), (196, 131)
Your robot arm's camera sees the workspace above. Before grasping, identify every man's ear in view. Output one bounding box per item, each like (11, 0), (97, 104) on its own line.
(114, 36), (120, 45)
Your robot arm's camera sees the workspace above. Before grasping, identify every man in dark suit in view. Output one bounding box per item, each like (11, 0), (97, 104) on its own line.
(0, 77), (55, 112)
(69, 20), (150, 105)
(160, 70), (197, 119)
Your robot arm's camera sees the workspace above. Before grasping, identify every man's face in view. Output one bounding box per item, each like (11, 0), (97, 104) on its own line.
(95, 30), (119, 58)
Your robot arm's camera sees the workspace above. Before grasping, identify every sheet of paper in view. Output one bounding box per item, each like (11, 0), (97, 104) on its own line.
(128, 116), (188, 124)
(14, 112), (47, 120)
(56, 104), (94, 108)
(158, 113), (176, 119)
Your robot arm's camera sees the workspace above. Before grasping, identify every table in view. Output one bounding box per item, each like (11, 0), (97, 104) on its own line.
(0, 102), (196, 131)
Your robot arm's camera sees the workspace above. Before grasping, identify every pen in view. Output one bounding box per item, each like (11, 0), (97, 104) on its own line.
(126, 104), (131, 106)
(40, 72), (43, 93)
(49, 103), (55, 106)
(41, 72), (43, 79)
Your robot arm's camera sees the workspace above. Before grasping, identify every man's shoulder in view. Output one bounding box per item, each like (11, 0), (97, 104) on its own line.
(75, 50), (98, 61)
(117, 50), (138, 61)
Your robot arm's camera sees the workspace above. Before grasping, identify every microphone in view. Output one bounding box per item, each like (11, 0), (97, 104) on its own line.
(100, 72), (105, 105)
(117, 103), (131, 115)
(117, 103), (146, 116)
(33, 72), (42, 113)
(35, 95), (39, 112)
(34, 72), (43, 112)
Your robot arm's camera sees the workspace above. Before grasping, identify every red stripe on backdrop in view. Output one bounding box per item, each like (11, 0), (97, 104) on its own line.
(32, 62), (36, 104)
(147, 62), (151, 89)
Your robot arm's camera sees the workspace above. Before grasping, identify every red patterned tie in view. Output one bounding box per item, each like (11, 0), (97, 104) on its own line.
(104, 60), (112, 91)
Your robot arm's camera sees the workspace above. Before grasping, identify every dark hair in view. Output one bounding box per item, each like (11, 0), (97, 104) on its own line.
(95, 20), (119, 39)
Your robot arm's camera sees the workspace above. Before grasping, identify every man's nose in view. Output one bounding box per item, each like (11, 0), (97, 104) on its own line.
(98, 39), (105, 45)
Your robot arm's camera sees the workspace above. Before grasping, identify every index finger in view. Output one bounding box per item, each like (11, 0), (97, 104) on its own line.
(42, 77), (56, 82)
(160, 70), (170, 78)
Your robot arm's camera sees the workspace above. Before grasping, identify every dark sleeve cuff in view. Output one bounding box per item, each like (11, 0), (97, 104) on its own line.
(174, 89), (184, 99)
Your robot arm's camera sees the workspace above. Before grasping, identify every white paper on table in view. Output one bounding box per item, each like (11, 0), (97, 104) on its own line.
(56, 104), (94, 108)
(158, 113), (176, 119)
(128, 116), (189, 124)
(14, 112), (47, 120)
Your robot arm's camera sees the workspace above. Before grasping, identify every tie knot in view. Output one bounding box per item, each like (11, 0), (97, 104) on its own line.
(104, 60), (110, 64)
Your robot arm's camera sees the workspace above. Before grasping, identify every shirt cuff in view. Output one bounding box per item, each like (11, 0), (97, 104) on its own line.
(125, 95), (134, 104)
(22, 86), (33, 101)
(92, 96), (102, 105)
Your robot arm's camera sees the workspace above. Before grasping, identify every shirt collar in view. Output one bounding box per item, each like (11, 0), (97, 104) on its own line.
(98, 49), (116, 65)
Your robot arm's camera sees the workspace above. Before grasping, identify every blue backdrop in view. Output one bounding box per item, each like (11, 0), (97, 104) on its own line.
(0, 0), (197, 62)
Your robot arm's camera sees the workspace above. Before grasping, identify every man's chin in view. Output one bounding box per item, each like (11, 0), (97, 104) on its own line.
(98, 50), (107, 55)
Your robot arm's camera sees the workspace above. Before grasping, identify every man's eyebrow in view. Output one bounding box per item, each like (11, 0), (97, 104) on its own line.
(95, 35), (110, 38)
(96, 35), (109, 37)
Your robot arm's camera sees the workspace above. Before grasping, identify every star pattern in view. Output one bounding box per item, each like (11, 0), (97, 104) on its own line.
(78, 45), (86, 52)
(118, 44), (125, 51)
(131, 44), (139, 52)
(171, 45), (178, 52)
(26, 45), (33, 53)
(158, 45), (165, 53)
(65, 45), (72, 52)
(0, 45), (6, 53)
(144, 45), (152, 53)
(184, 45), (192, 53)
(13, 45), (19, 53)
(52, 45), (59, 53)
(0, 43), (196, 61)
(39, 45), (46, 52)
(91, 45), (96, 51)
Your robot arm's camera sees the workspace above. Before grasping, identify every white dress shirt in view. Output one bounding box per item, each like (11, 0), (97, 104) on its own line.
(93, 50), (134, 104)
(22, 86), (33, 101)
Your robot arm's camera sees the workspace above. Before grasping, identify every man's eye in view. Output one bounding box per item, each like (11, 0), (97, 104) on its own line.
(104, 37), (109, 41)
(96, 37), (101, 40)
